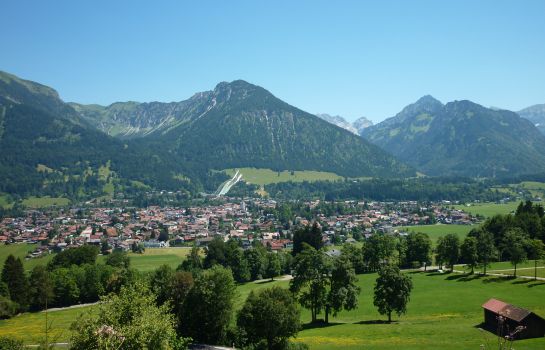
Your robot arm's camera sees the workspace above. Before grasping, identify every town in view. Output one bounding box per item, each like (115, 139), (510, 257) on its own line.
(0, 198), (478, 260)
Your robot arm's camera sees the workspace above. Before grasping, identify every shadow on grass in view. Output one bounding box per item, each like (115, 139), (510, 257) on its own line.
(482, 276), (514, 284)
(528, 281), (545, 288)
(301, 321), (343, 330)
(511, 279), (533, 285)
(354, 320), (397, 325)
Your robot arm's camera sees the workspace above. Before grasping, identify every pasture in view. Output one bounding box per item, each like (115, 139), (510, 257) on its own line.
(1, 271), (544, 349)
(398, 224), (476, 245)
(225, 167), (342, 185)
(452, 202), (519, 218)
(124, 247), (191, 272)
(21, 196), (71, 208)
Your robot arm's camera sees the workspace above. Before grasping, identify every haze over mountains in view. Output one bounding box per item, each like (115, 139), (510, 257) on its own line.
(518, 104), (545, 136)
(315, 114), (373, 136)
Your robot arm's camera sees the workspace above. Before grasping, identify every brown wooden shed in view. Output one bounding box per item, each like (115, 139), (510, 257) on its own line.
(482, 298), (545, 339)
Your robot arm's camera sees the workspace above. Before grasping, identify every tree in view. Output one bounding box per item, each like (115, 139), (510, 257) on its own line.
(326, 256), (360, 323)
(170, 271), (194, 330)
(237, 286), (301, 350)
(105, 251), (130, 269)
(362, 234), (395, 271)
(405, 232), (431, 269)
(292, 223), (323, 256)
(70, 282), (188, 349)
(435, 234), (460, 271)
(179, 244), (203, 272)
(526, 239), (545, 280)
(1, 255), (29, 310)
(100, 240), (110, 255)
(158, 229), (169, 242)
(460, 236), (479, 274)
(180, 265), (236, 344)
(503, 228), (528, 277)
(225, 240), (250, 283)
(373, 265), (413, 322)
(290, 245), (330, 323)
(51, 268), (79, 307)
(150, 264), (175, 306)
(203, 236), (227, 268)
(48, 245), (99, 269)
(265, 253), (282, 281)
(341, 243), (365, 274)
(475, 228), (496, 275)
(28, 265), (54, 311)
(244, 247), (266, 280)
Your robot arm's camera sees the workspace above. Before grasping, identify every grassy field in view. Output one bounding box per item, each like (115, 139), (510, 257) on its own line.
(0, 194), (13, 209)
(399, 224), (476, 245)
(0, 305), (97, 344)
(225, 168), (342, 185)
(21, 196), (71, 208)
(124, 247), (191, 272)
(453, 202), (519, 218)
(1, 272), (544, 349)
(455, 260), (545, 278)
(0, 245), (191, 273)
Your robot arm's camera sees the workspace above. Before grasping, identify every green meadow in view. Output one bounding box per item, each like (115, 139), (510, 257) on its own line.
(123, 247), (191, 272)
(21, 196), (71, 208)
(399, 224), (476, 245)
(453, 202), (519, 218)
(1, 272), (544, 349)
(225, 167), (342, 185)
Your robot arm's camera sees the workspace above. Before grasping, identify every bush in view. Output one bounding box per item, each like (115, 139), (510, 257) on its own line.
(0, 296), (18, 319)
(0, 336), (24, 350)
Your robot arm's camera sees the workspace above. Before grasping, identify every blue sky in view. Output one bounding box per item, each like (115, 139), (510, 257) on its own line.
(2, 0), (544, 123)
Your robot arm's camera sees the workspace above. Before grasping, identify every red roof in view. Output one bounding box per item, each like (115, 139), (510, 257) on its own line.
(482, 298), (508, 313)
(482, 298), (532, 322)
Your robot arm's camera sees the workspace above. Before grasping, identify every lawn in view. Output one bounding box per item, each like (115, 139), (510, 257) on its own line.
(125, 247), (191, 272)
(455, 260), (545, 278)
(0, 243), (54, 272)
(224, 168), (342, 185)
(0, 245), (192, 273)
(21, 196), (71, 208)
(453, 202), (519, 218)
(294, 272), (545, 350)
(0, 305), (97, 344)
(2, 272), (544, 349)
(398, 224), (476, 245)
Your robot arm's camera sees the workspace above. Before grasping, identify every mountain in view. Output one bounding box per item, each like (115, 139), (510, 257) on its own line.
(518, 104), (545, 135)
(152, 80), (415, 178)
(315, 114), (373, 136)
(352, 116), (373, 135)
(362, 96), (545, 177)
(0, 71), (415, 200)
(0, 71), (200, 197)
(69, 91), (214, 138)
(315, 114), (358, 135)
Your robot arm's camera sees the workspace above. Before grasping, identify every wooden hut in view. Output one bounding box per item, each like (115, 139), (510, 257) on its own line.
(482, 298), (545, 339)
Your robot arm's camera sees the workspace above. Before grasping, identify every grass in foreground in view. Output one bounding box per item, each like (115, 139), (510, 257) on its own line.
(2, 271), (544, 349)
(225, 168), (342, 185)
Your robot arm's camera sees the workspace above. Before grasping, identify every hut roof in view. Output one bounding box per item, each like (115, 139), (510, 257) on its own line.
(482, 298), (532, 322)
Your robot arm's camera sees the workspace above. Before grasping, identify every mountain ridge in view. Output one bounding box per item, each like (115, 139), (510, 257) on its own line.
(362, 96), (545, 177)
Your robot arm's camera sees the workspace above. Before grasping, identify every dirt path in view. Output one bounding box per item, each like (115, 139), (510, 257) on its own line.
(43, 301), (99, 313)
